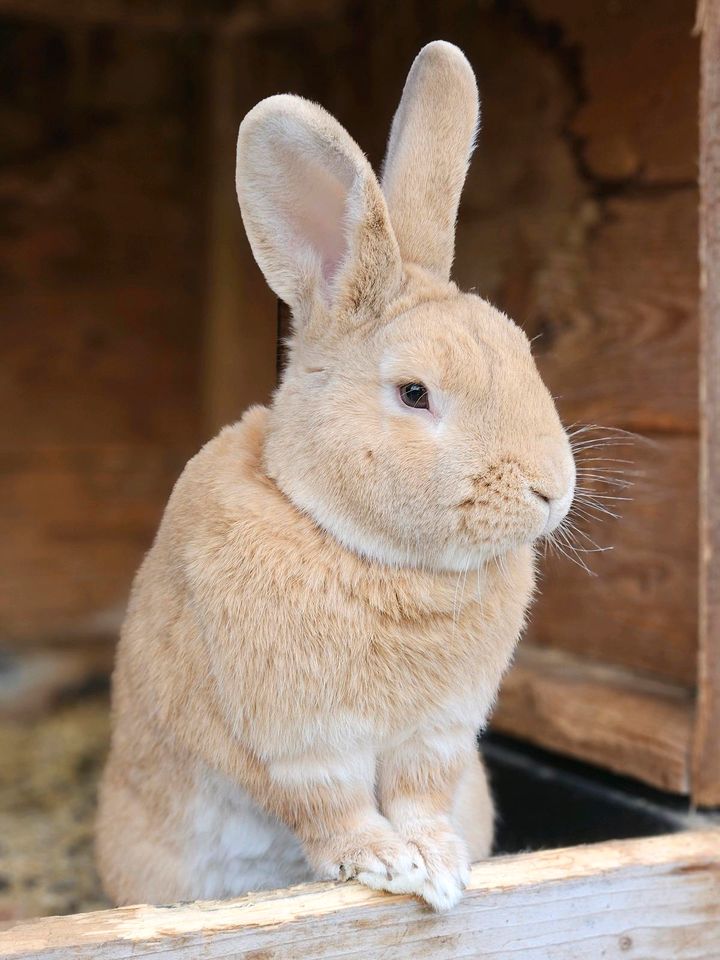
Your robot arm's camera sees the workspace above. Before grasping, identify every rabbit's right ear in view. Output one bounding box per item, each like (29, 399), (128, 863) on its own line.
(382, 42), (479, 282)
(236, 95), (402, 333)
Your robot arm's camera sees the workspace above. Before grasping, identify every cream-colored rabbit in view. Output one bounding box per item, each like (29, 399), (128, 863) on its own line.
(96, 40), (575, 912)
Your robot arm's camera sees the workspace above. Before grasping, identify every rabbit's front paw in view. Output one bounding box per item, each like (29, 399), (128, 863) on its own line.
(399, 817), (470, 912)
(307, 826), (428, 896)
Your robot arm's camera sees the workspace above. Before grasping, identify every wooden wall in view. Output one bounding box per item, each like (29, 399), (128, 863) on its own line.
(0, 20), (205, 648)
(0, 1), (700, 723)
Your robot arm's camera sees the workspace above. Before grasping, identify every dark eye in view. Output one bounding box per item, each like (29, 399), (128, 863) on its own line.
(399, 382), (430, 410)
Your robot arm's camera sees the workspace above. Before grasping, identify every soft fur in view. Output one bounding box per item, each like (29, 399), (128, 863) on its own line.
(96, 41), (574, 912)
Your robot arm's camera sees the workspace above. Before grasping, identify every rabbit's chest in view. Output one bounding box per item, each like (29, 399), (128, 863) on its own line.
(368, 610), (511, 725)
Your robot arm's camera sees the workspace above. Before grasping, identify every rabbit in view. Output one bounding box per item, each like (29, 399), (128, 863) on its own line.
(96, 40), (575, 913)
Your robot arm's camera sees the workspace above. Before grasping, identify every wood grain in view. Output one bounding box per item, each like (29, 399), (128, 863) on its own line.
(529, 192), (699, 435)
(493, 644), (694, 793)
(693, 0), (720, 806)
(2, 832), (718, 959)
(528, 434), (699, 687)
(527, 0), (699, 183)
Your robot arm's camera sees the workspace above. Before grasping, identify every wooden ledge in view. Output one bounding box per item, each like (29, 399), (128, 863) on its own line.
(2, 831), (719, 959)
(492, 644), (694, 793)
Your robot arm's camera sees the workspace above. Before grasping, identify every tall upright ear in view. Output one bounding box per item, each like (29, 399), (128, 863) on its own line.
(381, 41), (479, 282)
(236, 95), (402, 330)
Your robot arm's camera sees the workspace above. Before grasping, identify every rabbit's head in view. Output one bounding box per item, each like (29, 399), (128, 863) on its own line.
(236, 41), (575, 571)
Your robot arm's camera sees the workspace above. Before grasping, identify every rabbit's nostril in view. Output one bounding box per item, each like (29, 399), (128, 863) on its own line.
(531, 487), (552, 506)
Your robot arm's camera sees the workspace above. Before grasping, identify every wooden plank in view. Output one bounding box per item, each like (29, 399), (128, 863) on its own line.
(693, 0), (720, 806)
(528, 434), (699, 688)
(492, 645), (694, 793)
(527, 0), (699, 183)
(529, 193), (699, 435)
(461, 186), (699, 673)
(2, 832), (718, 959)
(515, 189), (699, 690)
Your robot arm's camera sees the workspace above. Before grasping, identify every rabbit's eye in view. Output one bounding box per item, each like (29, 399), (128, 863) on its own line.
(399, 383), (430, 410)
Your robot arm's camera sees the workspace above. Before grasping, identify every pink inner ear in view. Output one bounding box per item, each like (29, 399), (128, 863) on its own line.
(276, 140), (352, 289)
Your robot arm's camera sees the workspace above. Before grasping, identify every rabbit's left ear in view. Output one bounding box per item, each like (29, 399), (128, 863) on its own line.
(381, 41), (479, 282)
(237, 95), (402, 336)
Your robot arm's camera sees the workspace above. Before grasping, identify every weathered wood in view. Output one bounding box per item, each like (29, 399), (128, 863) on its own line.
(2, 832), (718, 959)
(693, 0), (720, 806)
(516, 186), (699, 690)
(493, 644), (694, 793)
(528, 435), (698, 688)
(527, 0), (699, 183)
(528, 192), (699, 435)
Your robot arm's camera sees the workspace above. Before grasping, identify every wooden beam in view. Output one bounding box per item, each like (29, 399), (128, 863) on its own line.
(492, 644), (694, 793)
(693, 0), (720, 806)
(2, 832), (719, 959)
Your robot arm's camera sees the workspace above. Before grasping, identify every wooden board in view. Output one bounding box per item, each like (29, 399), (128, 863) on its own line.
(693, 0), (720, 806)
(492, 644), (694, 793)
(518, 189), (699, 686)
(527, 0), (699, 183)
(2, 832), (718, 959)
(528, 434), (699, 688)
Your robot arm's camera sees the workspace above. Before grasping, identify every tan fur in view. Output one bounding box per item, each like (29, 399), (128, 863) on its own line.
(97, 41), (574, 912)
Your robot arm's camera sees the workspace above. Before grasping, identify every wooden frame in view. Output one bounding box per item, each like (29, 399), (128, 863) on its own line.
(2, 831), (718, 959)
(694, 0), (720, 806)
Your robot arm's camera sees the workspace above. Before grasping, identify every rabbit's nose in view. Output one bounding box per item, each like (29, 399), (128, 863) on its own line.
(530, 486), (551, 505)
(530, 482), (574, 535)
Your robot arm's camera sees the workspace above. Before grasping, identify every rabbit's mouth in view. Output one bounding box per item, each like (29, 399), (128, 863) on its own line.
(456, 457), (574, 547)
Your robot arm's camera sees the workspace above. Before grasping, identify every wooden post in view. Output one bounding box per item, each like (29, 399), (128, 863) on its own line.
(693, 0), (720, 806)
